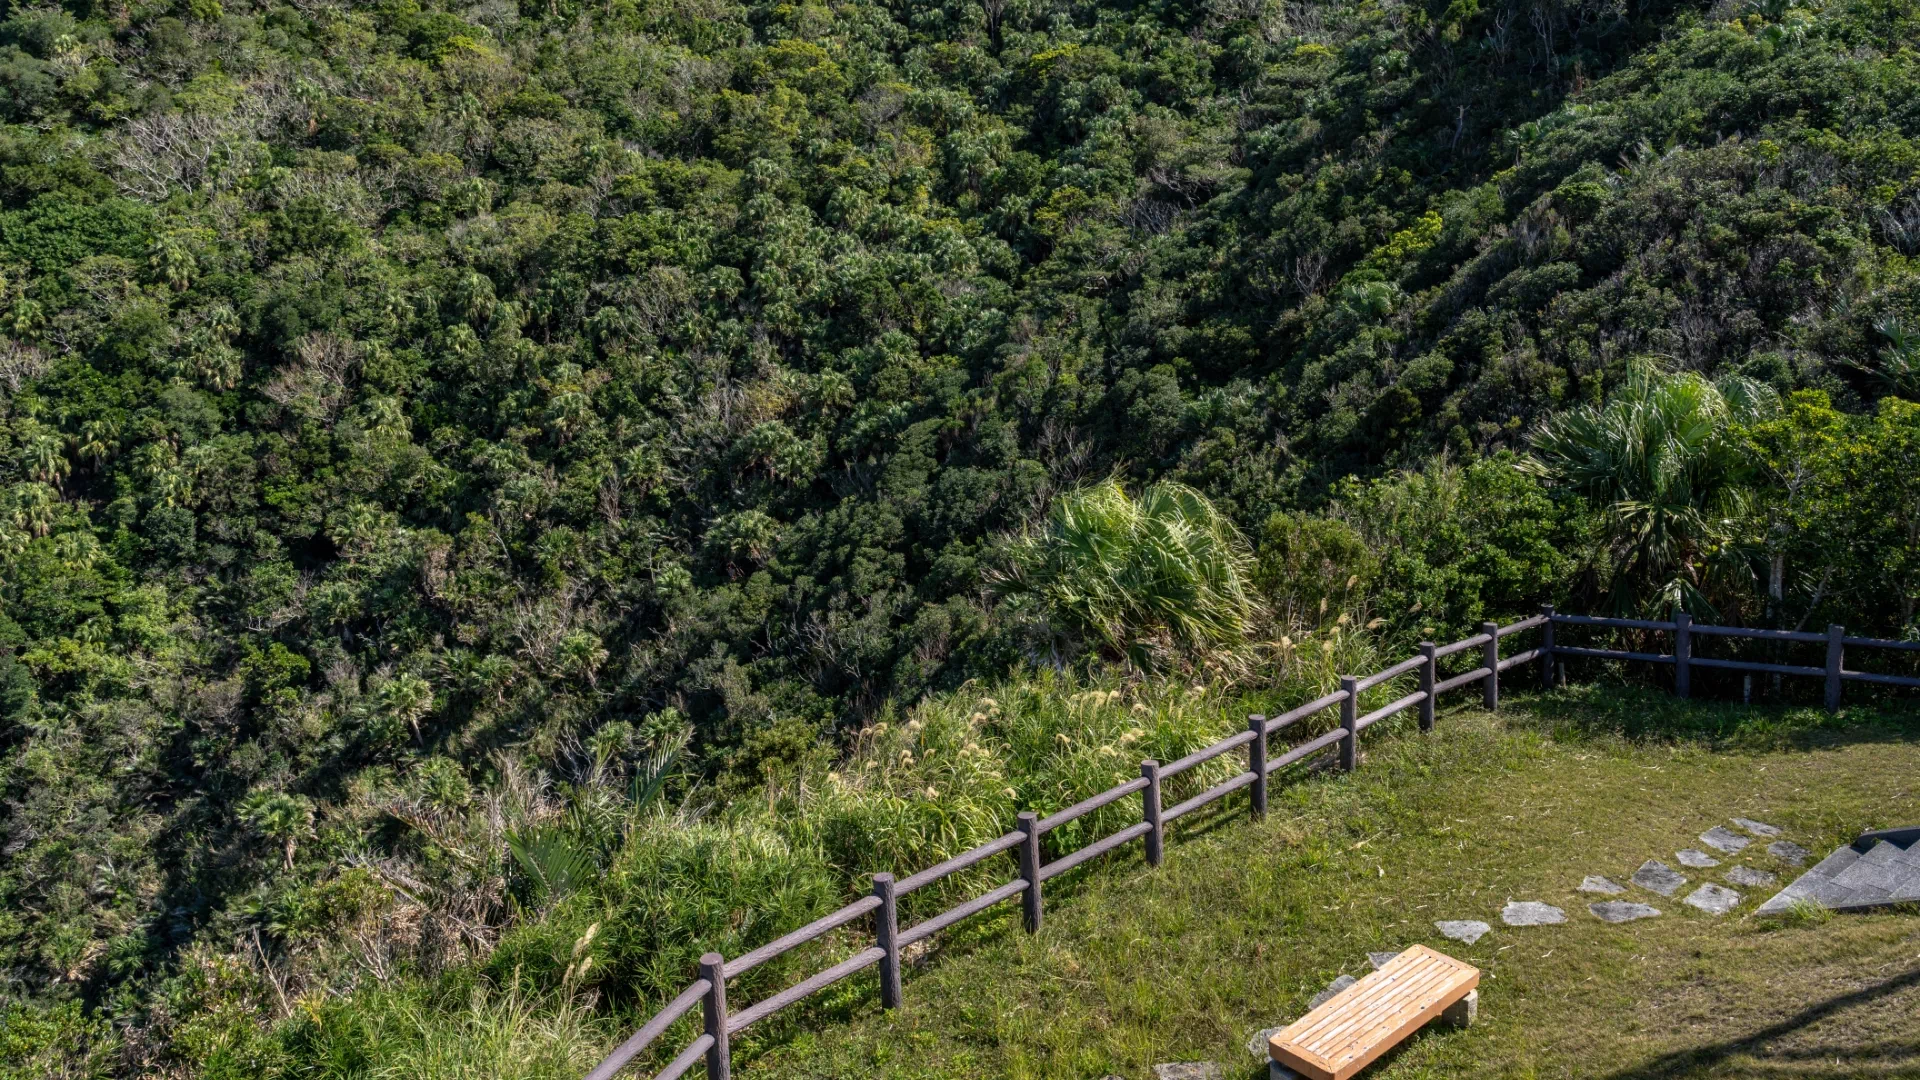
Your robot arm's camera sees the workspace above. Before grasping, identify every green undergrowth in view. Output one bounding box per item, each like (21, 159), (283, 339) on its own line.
(244, 643), (1404, 1079)
(720, 687), (1920, 1080)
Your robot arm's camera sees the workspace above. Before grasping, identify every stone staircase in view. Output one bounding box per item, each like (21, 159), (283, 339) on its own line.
(1755, 826), (1920, 914)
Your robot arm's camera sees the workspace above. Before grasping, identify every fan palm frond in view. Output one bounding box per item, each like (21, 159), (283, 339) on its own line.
(1526, 360), (1776, 615)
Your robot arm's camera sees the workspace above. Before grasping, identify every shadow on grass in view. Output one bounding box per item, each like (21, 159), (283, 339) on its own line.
(1594, 965), (1920, 1079)
(1501, 682), (1920, 754)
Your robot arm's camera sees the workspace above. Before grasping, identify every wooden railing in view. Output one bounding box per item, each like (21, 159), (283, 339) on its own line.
(1543, 606), (1920, 708)
(584, 607), (1920, 1080)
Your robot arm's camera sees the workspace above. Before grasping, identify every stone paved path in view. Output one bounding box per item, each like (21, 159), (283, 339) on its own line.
(1229, 813), (1854, 1080)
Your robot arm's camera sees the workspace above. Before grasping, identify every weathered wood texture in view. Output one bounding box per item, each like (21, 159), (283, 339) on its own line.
(1268, 944), (1481, 1080)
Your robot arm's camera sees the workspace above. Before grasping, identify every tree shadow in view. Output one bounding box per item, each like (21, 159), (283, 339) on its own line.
(1498, 682), (1920, 755)
(1594, 966), (1920, 1080)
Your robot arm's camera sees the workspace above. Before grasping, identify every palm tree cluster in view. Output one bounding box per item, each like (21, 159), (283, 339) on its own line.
(1524, 361), (1779, 616)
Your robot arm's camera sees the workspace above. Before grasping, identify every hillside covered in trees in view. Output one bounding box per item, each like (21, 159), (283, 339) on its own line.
(4, 0), (1920, 1072)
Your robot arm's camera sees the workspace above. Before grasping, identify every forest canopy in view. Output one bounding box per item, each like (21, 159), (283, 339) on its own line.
(3, 0), (1920, 1072)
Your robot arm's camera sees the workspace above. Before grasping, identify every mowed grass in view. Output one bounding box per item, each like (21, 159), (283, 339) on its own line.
(723, 685), (1920, 1080)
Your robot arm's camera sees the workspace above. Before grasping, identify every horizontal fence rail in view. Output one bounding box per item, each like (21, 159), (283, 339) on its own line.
(1540, 609), (1920, 706)
(587, 605), (1920, 1079)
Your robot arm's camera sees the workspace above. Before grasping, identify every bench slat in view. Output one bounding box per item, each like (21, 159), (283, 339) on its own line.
(1292, 961), (1450, 1054)
(1290, 961), (1453, 1063)
(1269, 944), (1479, 1080)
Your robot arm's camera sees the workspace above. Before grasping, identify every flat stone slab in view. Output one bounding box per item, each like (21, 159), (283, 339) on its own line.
(1247, 1027), (1285, 1059)
(1153, 1064), (1224, 1080)
(1578, 875), (1626, 895)
(1632, 859), (1688, 897)
(1683, 883), (1742, 915)
(1589, 900), (1662, 923)
(1435, 919), (1491, 944)
(1306, 973), (1357, 1010)
(1700, 826), (1752, 854)
(1758, 835), (1920, 914)
(1768, 840), (1812, 865)
(1501, 901), (1567, 926)
(1726, 865), (1777, 888)
(1676, 849), (1721, 868)
(1367, 951), (1402, 970)
(1733, 817), (1782, 837)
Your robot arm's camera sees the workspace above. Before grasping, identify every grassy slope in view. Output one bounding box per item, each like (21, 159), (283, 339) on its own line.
(717, 687), (1920, 1080)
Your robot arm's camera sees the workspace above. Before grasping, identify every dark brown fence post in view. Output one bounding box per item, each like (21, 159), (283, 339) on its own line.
(1417, 642), (1437, 732)
(1673, 611), (1692, 699)
(700, 952), (730, 1080)
(1480, 622), (1499, 710)
(1825, 624), (1844, 712)
(1339, 675), (1358, 771)
(872, 873), (901, 1009)
(1247, 714), (1268, 818)
(1016, 812), (1043, 933)
(1140, 759), (1163, 866)
(1539, 605), (1555, 690)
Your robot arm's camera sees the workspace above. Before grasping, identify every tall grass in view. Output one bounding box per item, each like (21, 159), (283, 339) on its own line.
(996, 480), (1260, 664)
(283, 636), (1407, 1077)
(292, 979), (612, 1080)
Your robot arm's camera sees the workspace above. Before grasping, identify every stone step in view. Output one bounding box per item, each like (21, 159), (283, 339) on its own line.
(1756, 831), (1920, 914)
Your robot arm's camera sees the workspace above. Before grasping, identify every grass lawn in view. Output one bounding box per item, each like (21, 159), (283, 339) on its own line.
(724, 685), (1920, 1080)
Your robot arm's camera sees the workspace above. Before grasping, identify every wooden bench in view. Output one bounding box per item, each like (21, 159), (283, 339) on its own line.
(1267, 944), (1479, 1080)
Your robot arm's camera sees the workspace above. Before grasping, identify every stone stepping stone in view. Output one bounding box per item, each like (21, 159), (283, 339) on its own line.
(1733, 817), (1782, 837)
(1683, 883), (1742, 915)
(1578, 875), (1626, 895)
(1435, 919), (1491, 944)
(1726, 865), (1777, 889)
(1768, 840), (1812, 866)
(1589, 900), (1661, 923)
(1152, 1064), (1223, 1080)
(1306, 973), (1357, 1010)
(1501, 901), (1566, 926)
(1676, 849), (1720, 868)
(1700, 826), (1752, 854)
(1367, 951), (1402, 970)
(1632, 859), (1688, 897)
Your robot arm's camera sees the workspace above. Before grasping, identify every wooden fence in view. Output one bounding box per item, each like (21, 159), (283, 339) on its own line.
(584, 607), (1920, 1080)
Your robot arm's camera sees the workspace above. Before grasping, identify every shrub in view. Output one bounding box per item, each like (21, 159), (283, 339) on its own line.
(996, 481), (1260, 666)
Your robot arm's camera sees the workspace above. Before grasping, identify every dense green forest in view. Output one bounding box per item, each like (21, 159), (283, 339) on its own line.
(4, 0), (1920, 1071)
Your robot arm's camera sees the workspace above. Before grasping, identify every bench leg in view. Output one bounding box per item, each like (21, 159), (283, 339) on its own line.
(1269, 1065), (1301, 1080)
(1438, 989), (1478, 1028)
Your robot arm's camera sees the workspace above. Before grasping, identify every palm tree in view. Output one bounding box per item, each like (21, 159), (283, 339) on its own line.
(238, 789), (314, 870)
(1524, 360), (1779, 616)
(995, 480), (1259, 663)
